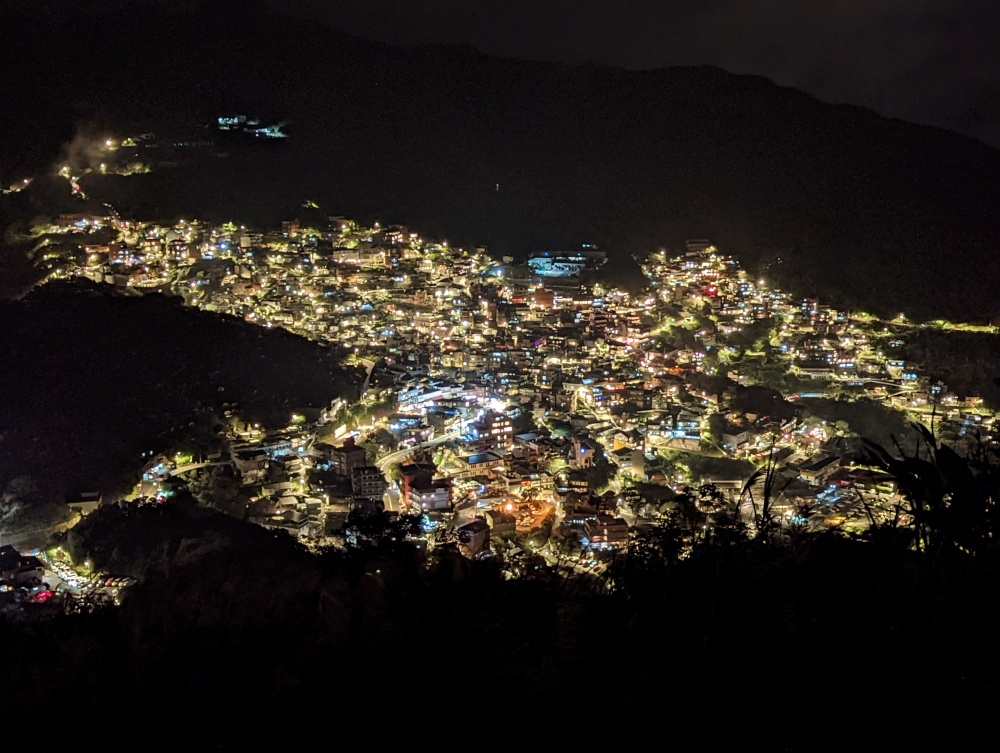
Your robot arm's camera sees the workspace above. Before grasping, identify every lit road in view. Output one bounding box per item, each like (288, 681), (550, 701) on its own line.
(383, 486), (403, 514)
(168, 461), (227, 477)
(375, 428), (463, 473)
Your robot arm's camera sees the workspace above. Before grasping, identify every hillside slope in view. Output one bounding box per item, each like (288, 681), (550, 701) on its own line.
(0, 281), (362, 502)
(2, 4), (999, 318)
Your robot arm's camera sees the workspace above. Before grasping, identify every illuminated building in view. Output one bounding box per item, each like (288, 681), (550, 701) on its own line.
(457, 519), (491, 558)
(583, 515), (629, 549)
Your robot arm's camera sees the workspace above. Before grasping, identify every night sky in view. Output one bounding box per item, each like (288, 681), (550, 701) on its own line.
(279, 0), (1000, 148)
(22, 0), (1000, 147)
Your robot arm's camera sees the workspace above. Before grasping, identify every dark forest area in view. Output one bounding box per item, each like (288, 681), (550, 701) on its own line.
(0, 281), (362, 506)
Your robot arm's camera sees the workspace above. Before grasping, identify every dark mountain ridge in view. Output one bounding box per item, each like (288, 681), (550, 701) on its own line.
(3, 4), (999, 318)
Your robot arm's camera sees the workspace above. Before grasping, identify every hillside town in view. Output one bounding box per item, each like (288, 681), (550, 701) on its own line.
(11, 211), (997, 594)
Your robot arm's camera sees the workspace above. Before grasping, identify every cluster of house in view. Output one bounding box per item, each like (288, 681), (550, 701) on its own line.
(0, 545), (45, 586)
(0, 545), (49, 612)
(51, 219), (997, 546)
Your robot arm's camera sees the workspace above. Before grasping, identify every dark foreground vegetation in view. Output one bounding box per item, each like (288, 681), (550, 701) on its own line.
(0, 280), (362, 507)
(2, 429), (999, 746)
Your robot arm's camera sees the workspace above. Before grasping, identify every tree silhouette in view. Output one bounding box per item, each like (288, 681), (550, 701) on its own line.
(740, 448), (791, 541)
(864, 425), (1000, 561)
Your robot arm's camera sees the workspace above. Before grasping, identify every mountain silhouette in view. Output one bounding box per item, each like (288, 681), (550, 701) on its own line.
(3, 2), (998, 319)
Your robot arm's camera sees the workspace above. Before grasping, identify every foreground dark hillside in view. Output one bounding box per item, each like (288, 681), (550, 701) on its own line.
(0, 280), (362, 501)
(2, 492), (998, 746)
(3, 4), (1000, 319)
